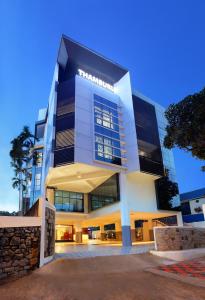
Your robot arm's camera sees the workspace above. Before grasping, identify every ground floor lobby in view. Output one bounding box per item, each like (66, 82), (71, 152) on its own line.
(55, 210), (181, 246)
(55, 241), (155, 259)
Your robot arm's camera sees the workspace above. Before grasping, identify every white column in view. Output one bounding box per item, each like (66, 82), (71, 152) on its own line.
(75, 223), (82, 243)
(100, 224), (105, 240)
(142, 221), (150, 241)
(119, 172), (132, 246)
(176, 212), (183, 226)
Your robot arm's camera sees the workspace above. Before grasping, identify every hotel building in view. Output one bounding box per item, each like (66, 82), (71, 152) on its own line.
(25, 35), (182, 247)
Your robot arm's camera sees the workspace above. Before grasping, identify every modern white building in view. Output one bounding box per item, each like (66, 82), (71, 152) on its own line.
(25, 35), (182, 247)
(181, 188), (205, 227)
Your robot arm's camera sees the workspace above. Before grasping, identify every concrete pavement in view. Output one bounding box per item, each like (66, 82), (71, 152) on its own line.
(0, 253), (205, 300)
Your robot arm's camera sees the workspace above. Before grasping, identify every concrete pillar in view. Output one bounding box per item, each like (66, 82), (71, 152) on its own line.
(115, 221), (122, 241)
(100, 225), (106, 241)
(142, 221), (150, 241)
(46, 188), (54, 205)
(148, 219), (154, 241)
(75, 224), (82, 243)
(130, 219), (136, 242)
(119, 172), (132, 246)
(176, 212), (183, 226)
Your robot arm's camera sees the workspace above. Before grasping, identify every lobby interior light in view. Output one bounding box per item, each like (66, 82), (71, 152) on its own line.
(76, 172), (82, 179)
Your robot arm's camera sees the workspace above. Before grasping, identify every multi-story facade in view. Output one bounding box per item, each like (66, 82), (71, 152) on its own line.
(25, 35), (182, 246)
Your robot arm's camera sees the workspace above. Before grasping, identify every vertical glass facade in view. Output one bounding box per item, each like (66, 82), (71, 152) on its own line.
(89, 174), (120, 211)
(94, 94), (122, 165)
(154, 105), (180, 208)
(132, 95), (164, 176)
(30, 148), (44, 207)
(54, 78), (75, 167)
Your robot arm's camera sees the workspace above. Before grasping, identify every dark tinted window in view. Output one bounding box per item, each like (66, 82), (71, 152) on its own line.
(35, 123), (45, 139)
(54, 147), (74, 167)
(89, 174), (120, 211)
(132, 95), (164, 176)
(181, 202), (191, 215)
(56, 113), (75, 132)
(54, 78), (75, 165)
(104, 223), (115, 231)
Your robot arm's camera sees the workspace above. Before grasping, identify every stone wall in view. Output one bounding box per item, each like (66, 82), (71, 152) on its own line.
(44, 207), (55, 257)
(0, 226), (41, 283)
(154, 226), (205, 251)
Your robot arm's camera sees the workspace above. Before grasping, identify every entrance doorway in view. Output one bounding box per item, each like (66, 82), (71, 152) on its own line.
(55, 225), (73, 242)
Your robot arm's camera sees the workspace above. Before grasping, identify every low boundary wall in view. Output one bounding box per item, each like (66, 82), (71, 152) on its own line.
(0, 217), (41, 283)
(154, 226), (205, 251)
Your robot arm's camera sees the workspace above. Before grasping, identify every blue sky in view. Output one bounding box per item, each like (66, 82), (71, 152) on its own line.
(0, 0), (204, 211)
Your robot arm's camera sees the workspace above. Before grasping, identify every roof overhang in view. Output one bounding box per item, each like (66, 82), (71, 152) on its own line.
(57, 35), (128, 85)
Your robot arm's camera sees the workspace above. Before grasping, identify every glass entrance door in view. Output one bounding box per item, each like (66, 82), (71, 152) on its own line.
(55, 225), (73, 242)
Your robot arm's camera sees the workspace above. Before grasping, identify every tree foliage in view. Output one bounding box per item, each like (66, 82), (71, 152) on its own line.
(155, 171), (179, 210)
(0, 211), (18, 216)
(10, 126), (36, 212)
(164, 87), (205, 163)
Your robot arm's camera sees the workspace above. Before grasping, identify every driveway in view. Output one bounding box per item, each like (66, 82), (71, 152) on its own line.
(55, 241), (155, 259)
(0, 254), (205, 300)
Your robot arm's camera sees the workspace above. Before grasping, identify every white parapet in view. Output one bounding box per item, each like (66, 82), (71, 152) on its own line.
(0, 216), (41, 228)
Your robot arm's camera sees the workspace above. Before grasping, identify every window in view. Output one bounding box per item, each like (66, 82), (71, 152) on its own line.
(89, 174), (119, 211)
(35, 174), (41, 190)
(36, 123), (45, 140)
(94, 95), (121, 166)
(35, 151), (43, 167)
(104, 223), (115, 231)
(133, 95), (164, 176)
(54, 190), (84, 212)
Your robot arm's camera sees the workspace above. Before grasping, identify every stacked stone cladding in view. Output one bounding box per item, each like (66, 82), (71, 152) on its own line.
(0, 226), (40, 283)
(154, 226), (205, 251)
(44, 207), (55, 257)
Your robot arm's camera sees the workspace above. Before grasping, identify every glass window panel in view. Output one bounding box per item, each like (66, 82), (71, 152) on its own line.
(113, 148), (121, 157)
(55, 197), (62, 204)
(62, 197), (70, 205)
(76, 193), (83, 199)
(104, 146), (112, 159)
(70, 192), (77, 199)
(96, 135), (103, 144)
(63, 191), (69, 197)
(54, 190), (83, 212)
(55, 191), (62, 197)
(76, 199), (83, 211)
(104, 137), (112, 146)
(96, 117), (102, 125)
(69, 198), (75, 210)
(98, 144), (103, 152)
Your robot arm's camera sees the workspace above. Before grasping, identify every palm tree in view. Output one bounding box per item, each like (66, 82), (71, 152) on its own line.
(12, 176), (27, 192)
(10, 126), (36, 214)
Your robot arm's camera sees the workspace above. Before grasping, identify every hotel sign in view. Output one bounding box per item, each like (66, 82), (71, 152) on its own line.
(78, 69), (115, 93)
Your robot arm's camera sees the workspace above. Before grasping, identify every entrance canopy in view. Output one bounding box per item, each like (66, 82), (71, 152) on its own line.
(46, 163), (115, 193)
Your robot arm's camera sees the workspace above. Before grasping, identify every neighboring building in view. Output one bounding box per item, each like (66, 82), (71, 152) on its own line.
(180, 188), (205, 227)
(24, 35), (182, 246)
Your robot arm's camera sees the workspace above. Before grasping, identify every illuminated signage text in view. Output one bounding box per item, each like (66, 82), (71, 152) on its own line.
(78, 69), (115, 93)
